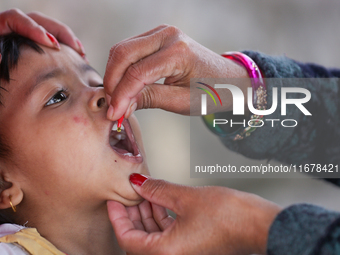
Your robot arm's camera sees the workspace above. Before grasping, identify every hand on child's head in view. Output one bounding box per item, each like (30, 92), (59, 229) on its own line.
(0, 35), (149, 220)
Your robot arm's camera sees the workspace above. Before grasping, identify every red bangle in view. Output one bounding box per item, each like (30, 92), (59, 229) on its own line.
(221, 51), (267, 140)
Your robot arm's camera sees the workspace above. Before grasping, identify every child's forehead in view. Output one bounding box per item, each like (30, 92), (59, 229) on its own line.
(1, 45), (99, 107)
(21, 44), (82, 67)
(15, 45), (92, 83)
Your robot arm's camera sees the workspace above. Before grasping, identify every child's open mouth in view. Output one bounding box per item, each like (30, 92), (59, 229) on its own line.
(109, 119), (142, 163)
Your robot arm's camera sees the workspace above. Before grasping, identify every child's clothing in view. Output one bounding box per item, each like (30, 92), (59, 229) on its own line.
(0, 224), (65, 255)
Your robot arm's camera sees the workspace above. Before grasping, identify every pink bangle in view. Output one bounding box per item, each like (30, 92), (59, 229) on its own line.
(221, 51), (267, 140)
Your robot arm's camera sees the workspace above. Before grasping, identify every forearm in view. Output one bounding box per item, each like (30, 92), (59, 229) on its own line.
(208, 52), (340, 254)
(208, 51), (340, 165)
(267, 204), (340, 255)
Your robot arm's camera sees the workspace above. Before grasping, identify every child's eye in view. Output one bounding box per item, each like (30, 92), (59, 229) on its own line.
(45, 89), (68, 106)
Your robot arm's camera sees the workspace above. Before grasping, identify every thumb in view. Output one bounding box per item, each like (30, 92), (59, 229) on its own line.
(129, 173), (189, 214)
(135, 83), (190, 115)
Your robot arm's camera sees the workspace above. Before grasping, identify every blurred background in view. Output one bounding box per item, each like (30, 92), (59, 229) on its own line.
(1, 0), (339, 210)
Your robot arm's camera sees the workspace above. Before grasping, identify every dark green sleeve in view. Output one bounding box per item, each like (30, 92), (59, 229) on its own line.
(206, 51), (340, 254)
(213, 51), (340, 166)
(267, 204), (340, 255)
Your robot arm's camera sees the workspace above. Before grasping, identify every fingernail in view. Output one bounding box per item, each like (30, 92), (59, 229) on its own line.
(130, 173), (148, 186)
(126, 102), (138, 118)
(76, 39), (86, 55)
(81, 54), (89, 64)
(107, 105), (114, 120)
(46, 32), (60, 49)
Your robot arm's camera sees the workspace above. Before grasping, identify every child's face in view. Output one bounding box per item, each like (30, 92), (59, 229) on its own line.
(0, 44), (149, 207)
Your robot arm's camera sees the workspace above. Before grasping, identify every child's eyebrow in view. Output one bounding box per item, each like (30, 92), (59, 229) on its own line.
(79, 63), (100, 76)
(26, 67), (65, 97)
(26, 64), (100, 97)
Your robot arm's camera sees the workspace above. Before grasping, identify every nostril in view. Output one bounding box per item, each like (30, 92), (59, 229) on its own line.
(97, 97), (105, 108)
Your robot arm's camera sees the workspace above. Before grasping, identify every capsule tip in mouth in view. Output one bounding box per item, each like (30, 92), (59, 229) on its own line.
(117, 115), (124, 133)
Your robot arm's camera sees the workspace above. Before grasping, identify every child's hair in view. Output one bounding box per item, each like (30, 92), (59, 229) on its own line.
(0, 33), (44, 158)
(0, 33), (44, 224)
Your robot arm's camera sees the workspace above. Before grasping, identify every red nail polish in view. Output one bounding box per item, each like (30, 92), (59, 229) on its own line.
(117, 115), (124, 132)
(80, 53), (89, 64)
(130, 173), (148, 186)
(46, 32), (60, 49)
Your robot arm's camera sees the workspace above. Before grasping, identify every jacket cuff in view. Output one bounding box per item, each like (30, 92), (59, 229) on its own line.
(267, 204), (340, 255)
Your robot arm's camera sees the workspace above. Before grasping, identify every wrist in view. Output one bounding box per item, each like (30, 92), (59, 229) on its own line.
(251, 201), (282, 254)
(221, 56), (251, 95)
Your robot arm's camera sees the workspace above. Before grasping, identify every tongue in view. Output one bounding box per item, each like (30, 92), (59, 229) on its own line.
(113, 147), (133, 155)
(112, 138), (133, 155)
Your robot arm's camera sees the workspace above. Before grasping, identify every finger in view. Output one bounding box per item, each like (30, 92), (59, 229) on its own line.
(0, 9), (59, 49)
(135, 83), (190, 115)
(129, 174), (191, 215)
(120, 24), (169, 43)
(27, 11), (85, 55)
(138, 200), (161, 233)
(107, 200), (163, 254)
(104, 32), (165, 107)
(107, 45), (186, 120)
(123, 82), (190, 119)
(152, 203), (175, 231)
(126, 205), (145, 231)
(107, 201), (135, 233)
(103, 25), (171, 97)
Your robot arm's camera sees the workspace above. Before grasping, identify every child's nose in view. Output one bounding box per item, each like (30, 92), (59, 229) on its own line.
(88, 87), (106, 112)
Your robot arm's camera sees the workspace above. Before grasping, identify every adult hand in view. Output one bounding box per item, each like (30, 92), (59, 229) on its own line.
(108, 174), (282, 255)
(0, 9), (85, 56)
(108, 190), (174, 255)
(104, 25), (250, 120)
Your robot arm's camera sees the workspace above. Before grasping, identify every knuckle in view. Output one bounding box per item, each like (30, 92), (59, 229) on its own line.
(109, 43), (130, 62)
(125, 64), (144, 84)
(140, 86), (157, 109)
(173, 39), (189, 54)
(2, 8), (21, 18)
(1, 9), (24, 28)
(164, 25), (180, 36)
(8, 8), (22, 16)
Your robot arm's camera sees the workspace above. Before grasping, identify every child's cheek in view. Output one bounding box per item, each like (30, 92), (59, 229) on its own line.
(73, 115), (88, 126)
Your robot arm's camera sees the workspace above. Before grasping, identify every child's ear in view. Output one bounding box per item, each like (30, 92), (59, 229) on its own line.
(0, 171), (23, 211)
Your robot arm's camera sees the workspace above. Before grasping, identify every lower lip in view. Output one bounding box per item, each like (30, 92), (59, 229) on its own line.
(111, 147), (143, 164)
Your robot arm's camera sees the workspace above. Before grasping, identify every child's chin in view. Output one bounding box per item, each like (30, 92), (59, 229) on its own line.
(115, 191), (144, 207)
(122, 197), (145, 207)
